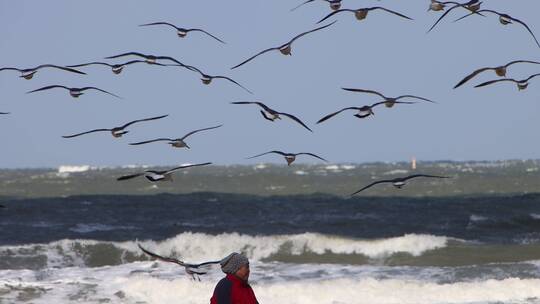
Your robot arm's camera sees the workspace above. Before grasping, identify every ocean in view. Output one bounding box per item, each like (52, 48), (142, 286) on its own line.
(1, 162), (540, 303)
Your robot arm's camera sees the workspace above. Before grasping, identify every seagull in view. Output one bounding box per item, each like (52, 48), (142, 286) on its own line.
(428, 1), (460, 12)
(317, 7), (413, 24)
(27, 85), (121, 99)
(247, 150), (327, 166)
(67, 60), (165, 75)
(454, 60), (540, 89)
(291, 0), (343, 12)
(0, 64), (86, 80)
(317, 101), (416, 124)
(138, 244), (220, 281)
(453, 10), (540, 48)
(105, 52), (188, 67)
(231, 101), (313, 132)
(62, 115), (168, 139)
(129, 124), (223, 148)
(117, 162), (212, 182)
(351, 174), (450, 195)
(139, 22), (226, 44)
(474, 73), (540, 90)
(427, 0), (483, 32)
(167, 64), (252, 94)
(341, 88), (435, 107)
(230, 21), (336, 70)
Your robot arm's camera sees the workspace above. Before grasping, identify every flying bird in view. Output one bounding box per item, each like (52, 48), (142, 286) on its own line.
(428, 1), (460, 12)
(317, 101), (416, 124)
(317, 7), (413, 24)
(454, 60), (540, 88)
(67, 60), (165, 75)
(247, 150), (327, 165)
(105, 52), (188, 67)
(291, 0), (343, 12)
(0, 64), (85, 80)
(341, 88), (435, 107)
(231, 101), (313, 132)
(129, 124), (223, 148)
(167, 64), (252, 94)
(27, 85), (121, 99)
(474, 73), (540, 90)
(453, 10), (540, 48)
(62, 115), (168, 139)
(351, 174), (450, 195)
(139, 22), (226, 44)
(138, 244), (220, 281)
(427, 0), (483, 32)
(230, 21), (336, 70)
(117, 162), (212, 182)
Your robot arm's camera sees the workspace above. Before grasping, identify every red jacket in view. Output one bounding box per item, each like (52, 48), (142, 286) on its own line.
(210, 274), (259, 304)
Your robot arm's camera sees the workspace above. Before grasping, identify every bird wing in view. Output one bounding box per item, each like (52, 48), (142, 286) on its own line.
(183, 260), (221, 269)
(120, 114), (169, 129)
(82, 87), (122, 99)
(290, 0), (316, 11)
(525, 73), (540, 82)
(316, 107), (362, 124)
(231, 101), (272, 112)
(0, 112), (10, 115)
(453, 67), (494, 89)
(67, 62), (112, 68)
(474, 78), (516, 88)
(62, 129), (111, 138)
(247, 151), (287, 159)
(105, 52), (149, 60)
(139, 22), (178, 29)
(138, 244), (185, 266)
(509, 16), (540, 49)
(166, 162), (212, 174)
(317, 9), (354, 24)
(117, 172), (146, 181)
(371, 7), (413, 20)
(121, 60), (151, 66)
(395, 95), (436, 103)
(181, 125), (223, 140)
(0, 67), (21, 72)
(27, 85), (70, 94)
(505, 60), (540, 67)
(213, 76), (253, 94)
(278, 112), (313, 132)
(403, 174), (450, 181)
(129, 138), (173, 145)
(296, 153), (328, 162)
(35, 64), (86, 75)
(290, 21), (336, 43)
(427, 3), (467, 33)
(452, 9), (494, 23)
(342, 88), (387, 99)
(189, 29), (226, 44)
(230, 47), (280, 70)
(351, 180), (395, 196)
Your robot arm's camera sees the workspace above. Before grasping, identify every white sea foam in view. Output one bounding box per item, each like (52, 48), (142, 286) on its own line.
(531, 213), (540, 220)
(69, 223), (138, 233)
(57, 165), (91, 173)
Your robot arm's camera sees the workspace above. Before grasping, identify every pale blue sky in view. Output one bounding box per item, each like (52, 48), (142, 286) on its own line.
(0, 0), (539, 168)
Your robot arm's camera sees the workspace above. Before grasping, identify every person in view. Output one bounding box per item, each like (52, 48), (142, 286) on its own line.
(210, 252), (259, 304)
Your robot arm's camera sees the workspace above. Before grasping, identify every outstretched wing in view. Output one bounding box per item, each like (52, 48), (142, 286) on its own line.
(105, 52), (149, 60)
(36, 64), (87, 75)
(510, 16), (540, 49)
(351, 179), (395, 196)
(120, 115), (169, 129)
(474, 78), (516, 88)
(342, 88), (387, 99)
(231, 101), (272, 112)
(317, 9), (354, 24)
(138, 244), (185, 266)
(247, 151), (288, 159)
(213, 76), (253, 94)
(230, 47), (280, 70)
(27, 85), (70, 94)
(317, 107), (362, 124)
(290, 0), (316, 11)
(428, 3), (467, 32)
(117, 172), (145, 181)
(371, 7), (413, 20)
(404, 174), (450, 181)
(395, 95), (435, 103)
(166, 162), (212, 174)
(278, 112), (313, 132)
(129, 138), (173, 145)
(82, 87), (122, 99)
(289, 21), (336, 43)
(181, 124), (223, 140)
(454, 67), (494, 89)
(189, 29), (226, 44)
(67, 62), (113, 68)
(296, 152), (328, 162)
(139, 22), (179, 30)
(62, 129), (111, 138)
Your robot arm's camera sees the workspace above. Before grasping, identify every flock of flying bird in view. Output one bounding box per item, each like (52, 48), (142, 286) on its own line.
(1, 0), (538, 279)
(2, 0), (539, 197)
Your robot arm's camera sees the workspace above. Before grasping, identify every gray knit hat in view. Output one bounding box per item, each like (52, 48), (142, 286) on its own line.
(220, 252), (249, 274)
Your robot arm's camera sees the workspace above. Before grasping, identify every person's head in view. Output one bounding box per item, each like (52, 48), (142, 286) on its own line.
(220, 252), (250, 281)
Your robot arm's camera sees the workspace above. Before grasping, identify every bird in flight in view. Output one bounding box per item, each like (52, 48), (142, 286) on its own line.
(454, 60), (540, 89)
(427, 0), (483, 32)
(0, 64), (85, 80)
(68, 60), (165, 75)
(139, 22), (226, 44)
(474, 73), (540, 91)
(230, 21), (336, 70)
(351, 174), (450, 195)
(129, 124), (223, 149)
(428, 1), (461, 12)
(167, 64), (252, 94)
(27, 85), (121, 99)
(62, 115), (168, 139)
(247, 150), (327, 166)
(341, 88), (435, 107)
(317, 101), (416, 124)
(317, 7), (413, 24)
(231, 101), (313, 132)
(117, 162), (212, 182)
(105, 52), (188, 67)
(291, 0), (343, 12)
(453, 10), (540, 48)
(138, 244), (220, 281)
